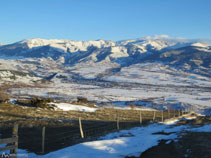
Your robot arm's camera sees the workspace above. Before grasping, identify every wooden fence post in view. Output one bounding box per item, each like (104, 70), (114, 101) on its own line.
(153, 111), (156, 122)
(79, 117), (84, 138)
(10, 124), (18, 158)
(139, 111), (142, 125)
(192, 106), (194, 113)
(116, 111), (119, 130)
(42, 127), (46, 153)
(168, 109), (170, 119)
(162, 111), (164, 122)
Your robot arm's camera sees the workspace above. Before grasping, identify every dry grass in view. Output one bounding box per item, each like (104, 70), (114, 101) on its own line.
(0, 102), (181, 128)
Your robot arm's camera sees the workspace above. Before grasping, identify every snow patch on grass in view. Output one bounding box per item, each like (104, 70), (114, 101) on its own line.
(48, 102), (97, 112)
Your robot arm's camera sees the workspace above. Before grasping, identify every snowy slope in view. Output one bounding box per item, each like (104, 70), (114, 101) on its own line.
(18, 38), (116, 53)
(0, 69), (41, 85)
(118, 35), (192, 51)
(191, 42), (210, 48)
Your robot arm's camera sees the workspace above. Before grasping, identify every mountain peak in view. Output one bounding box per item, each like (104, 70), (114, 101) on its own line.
(19, 38), (66, 48)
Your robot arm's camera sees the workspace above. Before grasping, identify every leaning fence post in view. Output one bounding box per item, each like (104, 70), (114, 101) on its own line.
(116, 111), (119, 130)
(79, 117), (84, 138)
(10, 124), (18, 158)
(42, 127), (46, 153)
(139, 111), (142, 125)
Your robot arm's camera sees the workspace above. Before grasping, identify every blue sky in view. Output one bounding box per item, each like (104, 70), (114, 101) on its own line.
(0, 0), (211, 44)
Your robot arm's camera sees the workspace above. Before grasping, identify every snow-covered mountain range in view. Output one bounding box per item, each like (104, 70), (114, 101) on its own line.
(0, 35), (210, 76)
(0, 35), (210, 60)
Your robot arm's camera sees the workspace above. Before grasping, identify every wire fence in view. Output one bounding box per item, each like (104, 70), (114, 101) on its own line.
(1, 109), (190, 155)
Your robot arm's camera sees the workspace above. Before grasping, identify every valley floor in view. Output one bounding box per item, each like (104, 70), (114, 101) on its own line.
(1, 62), (210, 115)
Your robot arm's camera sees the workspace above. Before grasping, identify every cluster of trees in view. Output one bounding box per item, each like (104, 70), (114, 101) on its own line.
(77, 97), (88, 104)
(30, 98), (54, 108)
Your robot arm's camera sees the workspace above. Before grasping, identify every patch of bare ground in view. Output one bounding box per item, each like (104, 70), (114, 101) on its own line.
(126, 116), (211, 158)
(137, 132), (211, 158)
(176, 116), (211, 126)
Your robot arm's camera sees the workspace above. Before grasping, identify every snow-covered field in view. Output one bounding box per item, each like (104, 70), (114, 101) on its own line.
(104, 63), (211, 87)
